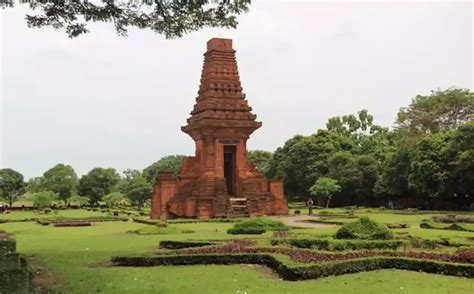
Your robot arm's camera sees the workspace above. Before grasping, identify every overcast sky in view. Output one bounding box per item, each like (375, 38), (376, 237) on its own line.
(1, 2), (472, 179)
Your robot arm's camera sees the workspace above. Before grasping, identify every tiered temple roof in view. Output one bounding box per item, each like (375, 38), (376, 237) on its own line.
(182, 38), (261, 133)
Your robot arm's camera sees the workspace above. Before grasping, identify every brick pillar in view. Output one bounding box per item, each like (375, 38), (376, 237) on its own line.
(150, 171), (177, 220)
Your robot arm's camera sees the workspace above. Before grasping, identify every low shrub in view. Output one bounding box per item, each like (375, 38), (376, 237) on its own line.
(335, 217), (394, 240)
(159, 240), (215, 249)
(132, 218), (168, 227)
(227, 218), (289, 235)
(132, 226), (194, 235)
(385, 223), (410, 229)
(420, 222), (474, 232)
(294, 210), (301, 215)
(53, 221), (91, 227)
(432, 215), (474, 224)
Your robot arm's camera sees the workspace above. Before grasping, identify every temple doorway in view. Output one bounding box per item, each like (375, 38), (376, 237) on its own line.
(224, 145), (237, 196)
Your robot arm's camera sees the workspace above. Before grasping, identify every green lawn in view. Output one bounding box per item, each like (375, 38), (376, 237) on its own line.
(1, 209), (473, 293)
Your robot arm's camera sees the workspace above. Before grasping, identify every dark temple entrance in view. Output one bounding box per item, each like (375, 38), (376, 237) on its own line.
(224, 145), (236, 196)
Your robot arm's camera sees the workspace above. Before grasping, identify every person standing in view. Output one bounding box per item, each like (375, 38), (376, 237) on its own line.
(307, 197), (314, 215)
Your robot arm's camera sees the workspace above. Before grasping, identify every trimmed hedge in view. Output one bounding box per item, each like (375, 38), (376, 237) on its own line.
(53, 221), (91, 227)
(420, 222), (474, 232)
(159, 240), (215, 249)
(132, 218), (168, 227)
(36, 216), (128, 226)
(0, 238), (29, 293)
(111, 253), (474, 281)
(336, 217), (394, 240)
(432, 215), (474, 224)
(227, 218), (289, 235)
(385, 223), (410, 229)
(271, 238), (406, 251)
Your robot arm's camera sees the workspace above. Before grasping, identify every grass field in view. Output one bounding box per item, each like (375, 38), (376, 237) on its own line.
(1, 209), (473, 293)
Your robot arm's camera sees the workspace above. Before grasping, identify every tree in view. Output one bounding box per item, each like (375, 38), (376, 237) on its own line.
(309, 177), (341, 208)
(68, 195), (90, 207)
(247, 150), (272, 174)
(408, 132), (451, 200)
(78, 168), (120, 205)
(116, 169), (141, 193)
(374, 148), (411, 199)
(327, 151), (363, 205)
(32, 191), (56, 210)
(143, 155), (184, 184)
(26, 177), (45, 193)
(103, 192), (127, 207)
(126, 175), (152, 208)
(6, 1), (250, 38)
(0, 168), (25, 207)
(396, 88), (474, 135)
(355, 155), (379, 203)
(43, 164), (78, 205)
(449, 122), (474, 207)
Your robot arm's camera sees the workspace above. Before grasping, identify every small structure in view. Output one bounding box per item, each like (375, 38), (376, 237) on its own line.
(150, 38), (288, 219)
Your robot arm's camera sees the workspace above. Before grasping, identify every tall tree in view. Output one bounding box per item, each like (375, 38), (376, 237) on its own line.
(6, 1), (250, 38)
(126, 175), (152, 208)
(309, 177), (341, 208)
(327, 151), (363, 205)
(143, 155), (184, 184)
(78, 168), (120, 205)
(26, 177), (45, 194)
(247, 150), (272, 174)
(0, 168), (25, 207)
(396, 88), (474, 135)
(43, 164), (78, 205)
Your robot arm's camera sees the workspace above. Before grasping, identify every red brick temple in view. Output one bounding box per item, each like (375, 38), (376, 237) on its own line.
(150, 38), (288, 219)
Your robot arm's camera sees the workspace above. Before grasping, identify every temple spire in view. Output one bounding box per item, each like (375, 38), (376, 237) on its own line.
(181, 38), (261, 135)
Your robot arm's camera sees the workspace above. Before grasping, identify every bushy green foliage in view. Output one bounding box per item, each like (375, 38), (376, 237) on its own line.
(0, 168), (25, 207)
(227, 218), (289, 235)
(78, 168), (120, 205)
(42, 164), (78, 205)
(335, 217), (394, 240)
(310, 177), (341, 208)
(420, 222), (474, 232)
(143, 155), (185, 184)
(103, 192), (126, 207)
(32, 191), (56, 210)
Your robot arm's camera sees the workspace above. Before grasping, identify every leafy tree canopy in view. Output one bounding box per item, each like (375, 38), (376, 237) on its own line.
(309, 177), (341, 208)
(78, 167), (120, 205)
(396, 88), (474, 135)
(126, 174), (152, 207)
(0, 168), (25, 207)
(247, 150), (272, 175)
(4, 0), (250, 38)
(143, 155), (184, 184)
(43, 163), (78, 205)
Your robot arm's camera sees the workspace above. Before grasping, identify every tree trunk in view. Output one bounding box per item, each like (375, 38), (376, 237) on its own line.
(326, 197), (331, 208)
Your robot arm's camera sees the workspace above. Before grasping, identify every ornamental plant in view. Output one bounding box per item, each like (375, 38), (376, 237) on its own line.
(335, 217), (394, 240)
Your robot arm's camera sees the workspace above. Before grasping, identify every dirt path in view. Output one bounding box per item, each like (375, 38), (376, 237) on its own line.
(269, 215), (335, 228)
